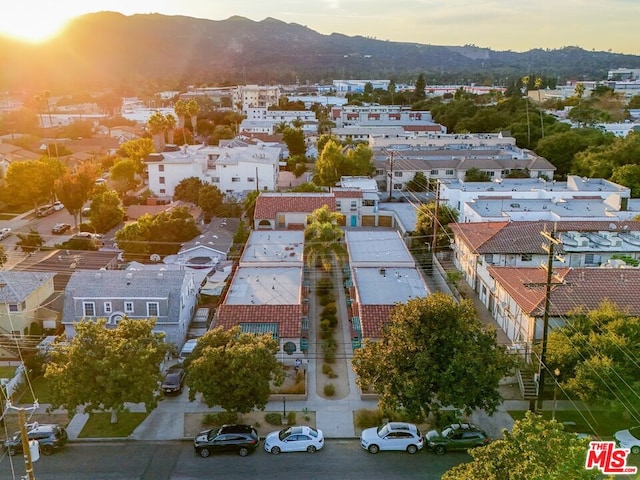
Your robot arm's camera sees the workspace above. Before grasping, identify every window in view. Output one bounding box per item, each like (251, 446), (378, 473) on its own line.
(485, 254), (494, 264)
(521, 254), (532, 262)
(104, 302), (112, 314)
(394, 171), (402, 177)
(489, 171), (495, 177)
(430, 169), (439, 175)
(350, 200), (357, 211)
(159, 176), (165, 184)
(393, 183), (403, 190)
(159, 189), (165, 194)
(247, 177), (255, 182)
(147, 302), (159, 317)
(231, 177), (240, 182)
(585, 253), (595, 264)
(335, 201), (341, 209)
(158, 165), (164, 172)
(83, 302), (95, 317)
(8, 304), (19, 313)
(446, 169), (454, 175)
(124, 302), (134, 313)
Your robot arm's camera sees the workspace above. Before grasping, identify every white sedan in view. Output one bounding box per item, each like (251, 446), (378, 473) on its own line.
(264, 426), (324, 454)
(614, 427), (640, 454)
(0, 228), (11, 240)
(360, 422), (424, 454)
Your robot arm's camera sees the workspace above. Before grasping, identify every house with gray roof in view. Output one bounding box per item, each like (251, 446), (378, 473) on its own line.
(0, 272), (56, 359)
(62, 270), (198, 348)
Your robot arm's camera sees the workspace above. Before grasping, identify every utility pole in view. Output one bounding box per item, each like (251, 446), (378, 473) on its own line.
(18, 407), (36, 480)
(255, 166), (259, 192)
(523, 227), (564, 413)
(431, 180), (441, 255)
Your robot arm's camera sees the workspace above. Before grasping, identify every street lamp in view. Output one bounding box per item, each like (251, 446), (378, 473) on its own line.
(552, 368), (560, 420)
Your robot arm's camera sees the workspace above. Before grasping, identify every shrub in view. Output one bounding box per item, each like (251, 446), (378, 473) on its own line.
(287, 411), (297, 425)
(355, 409), (385, 429)
(323, 313), (337, 328)
(322, 363), (333, 376)
(433, 409), (462, 429)
(319, 319), (333, 339)
(265, 412), (283, 425)
(322, 303), (337, 316)
(319, 293), (335, 306)
(324, 383), (336, 396)
(201, 411), (239, 427)
(316, 278), (333, 296)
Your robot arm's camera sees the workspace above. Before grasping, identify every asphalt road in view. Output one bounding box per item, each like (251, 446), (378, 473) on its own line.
(0, 440), (471, 480)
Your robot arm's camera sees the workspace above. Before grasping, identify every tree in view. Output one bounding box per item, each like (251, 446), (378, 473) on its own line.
(405, 172), (429, 192)
(45, 318), (168, 423)
(198, 184), (223, 222)
(174, 177), (205, 204)
(15, 228), (44, 253)
(173, 99), (188, 132)
(464, 167), (491, 182)
(352, 293), (514, 419)
(165, 113), (177, 144)
(243, 190), (260, 224)
(147, 111), (167, 152)
(109, 158), (138, 194)
(282, 127), (306, 157)
(413, 73), (426, 102)
(442, 412), (599, 480)
(545, 301), (640, 411)
(186, 99), (200, 138)
(116, 138), (154, 172)
(573, 131), (640, 179)
(209, 124), (234, 145)
(611, 164), (640, 197)
(186, 326), (284, 414)
(0, 246), (6, 267)
(3, 159), (49, 208)
(55, 163), (98, 229)
(413, 201), (459, 250)
(313, 140), (345, 186)
(303, 205), (347, 272)
(344, 144), (375, 177)
(89, 189), (125, 234)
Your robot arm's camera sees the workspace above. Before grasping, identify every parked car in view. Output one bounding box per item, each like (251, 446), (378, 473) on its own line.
(360, 422), (424, 454)
(4, 424), (68, 456)
(52, 201), (64, 211)
(51, 223), (71, 234)
(0, 227), (11, 240)
(161, 365), (186, 395)
(614, 426), (640, 454)
(194, 424), (260, 458)
(73, 232), (103, 240)
(179, 338), (198, 362)
(425, 423), (490, 455)
(264, 426), (324, 454)
(35, 205), (55, 217)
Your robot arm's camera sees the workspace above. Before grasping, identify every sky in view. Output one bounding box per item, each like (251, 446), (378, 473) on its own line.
(1, 0), (638, 55)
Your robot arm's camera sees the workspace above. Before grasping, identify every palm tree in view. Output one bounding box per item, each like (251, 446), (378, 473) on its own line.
(535, 77), (545, 139)
(165, 113), (177, 144)
(147, 112), (167, 152)
(521, 76), (531, 147)
(274, 121), (288, 134)
(174, 99), (188, 133)
(304, 206), (347, 272)
(186, 99), (200, 139)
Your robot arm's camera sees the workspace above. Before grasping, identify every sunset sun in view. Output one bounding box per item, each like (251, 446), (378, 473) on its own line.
(0, 7), (73, 43)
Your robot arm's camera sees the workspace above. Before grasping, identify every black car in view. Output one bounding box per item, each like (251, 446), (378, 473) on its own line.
(161, 366), (186, 395)
(425, 423), (490, 454)
(52, 223), (71, 234)
(194, 424), (260, 458)
(4, 424), (68, 456)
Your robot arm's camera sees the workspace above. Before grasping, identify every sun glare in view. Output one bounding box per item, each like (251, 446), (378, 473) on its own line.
(0, 9), (71, 43)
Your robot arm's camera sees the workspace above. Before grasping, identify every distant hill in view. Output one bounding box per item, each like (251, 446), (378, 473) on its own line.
(2, 12), (640, 93)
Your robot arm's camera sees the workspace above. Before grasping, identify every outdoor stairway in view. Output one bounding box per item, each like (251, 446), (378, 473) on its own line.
(517, 369), (539, 400)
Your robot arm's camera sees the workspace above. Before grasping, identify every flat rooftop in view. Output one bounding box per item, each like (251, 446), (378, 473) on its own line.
(346, 230), (415, 267)
(240, 230), (304, 266)
(466, 197), (618, 220)
(225, 267), (301, 305)
(442, 175), (629, 195)
(353, 267), (429, 305)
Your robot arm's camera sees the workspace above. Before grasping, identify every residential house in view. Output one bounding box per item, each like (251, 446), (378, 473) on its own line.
(62, 270), (198, 347)
(232, 85), (280, 115)
(253, 193), (337, 230)
(211, 231), (307, 364)
(345, 230), (430, 346)
(0, 272), (56, 358)
(487, 266), (640, 348)
(145, 144), (280, 199)
(449, 220), (640, 340)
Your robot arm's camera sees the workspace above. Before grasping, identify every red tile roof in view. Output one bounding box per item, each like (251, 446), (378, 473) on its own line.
(358, 304), (396, 338)
(452, 221), (640, 254)
(254, 193), (337, 220)
(333, 189), (363, 198)
(214, 304), (303, 337)
(488, 266), (640, 316)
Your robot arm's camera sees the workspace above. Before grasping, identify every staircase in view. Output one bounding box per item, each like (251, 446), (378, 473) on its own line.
(517, 369), (539, 400)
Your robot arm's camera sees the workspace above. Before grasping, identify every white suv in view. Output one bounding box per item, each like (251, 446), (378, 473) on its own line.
(360, 422), (424, 454)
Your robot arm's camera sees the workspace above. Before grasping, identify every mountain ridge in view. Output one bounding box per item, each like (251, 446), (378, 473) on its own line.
(1, 12), (639, 93)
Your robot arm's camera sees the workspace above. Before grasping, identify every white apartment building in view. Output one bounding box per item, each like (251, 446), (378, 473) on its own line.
(332, 80), (391, 96)
(240, 107), (318, 134)
(331, 105), (435, 128)
(146, 144), (280, 199)
(232, 85), (280, 115)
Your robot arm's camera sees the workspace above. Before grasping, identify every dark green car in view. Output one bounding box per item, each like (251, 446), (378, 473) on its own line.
(425, 423), (490, 455)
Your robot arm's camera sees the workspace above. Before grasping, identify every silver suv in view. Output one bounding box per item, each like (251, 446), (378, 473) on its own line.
(4, 423), (68, 456)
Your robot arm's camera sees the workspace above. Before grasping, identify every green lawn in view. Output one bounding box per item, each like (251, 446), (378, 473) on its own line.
(16, 375), (53, 404)
(0, 366), (17, 378)
(508, 409), (635, 439)
(78, 412), (148, 438)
